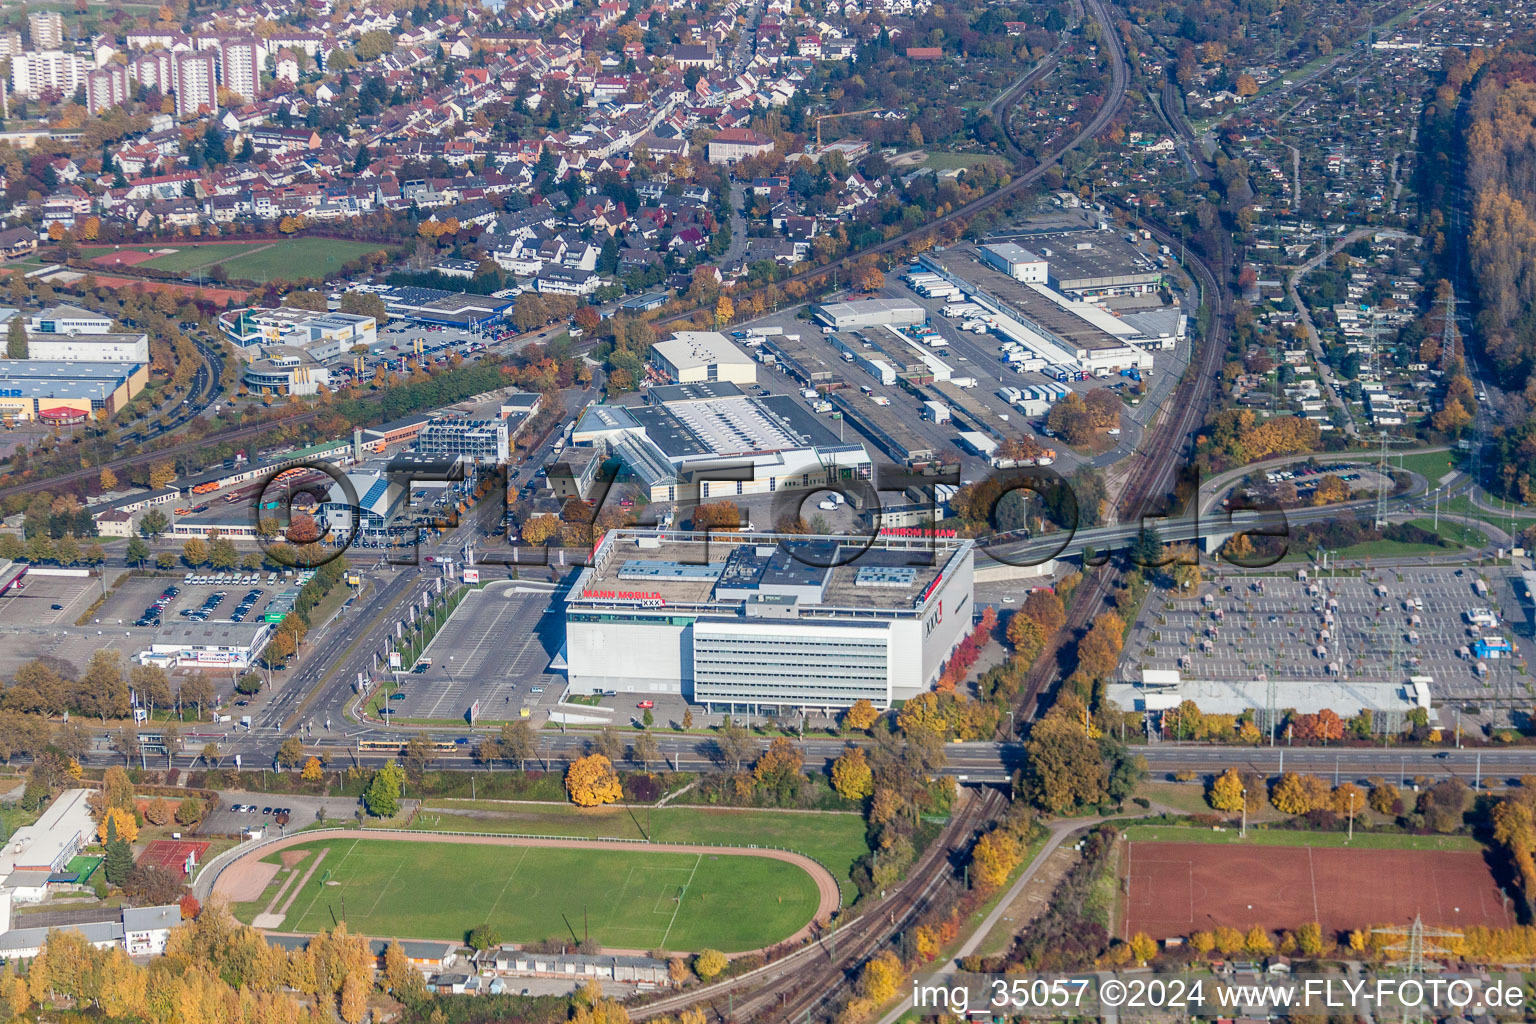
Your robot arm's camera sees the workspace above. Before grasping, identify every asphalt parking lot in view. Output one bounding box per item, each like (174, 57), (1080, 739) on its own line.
(198, 792), (367, 835)
(0, 573), (97, 626)
(370, 323), (493, 361)
(383, 584), (564, 724)
(0, 625), (145, 681)
(1122, 566), (1531, 707)
(152, 573), (289, 625)
(92, 575), (184, 627)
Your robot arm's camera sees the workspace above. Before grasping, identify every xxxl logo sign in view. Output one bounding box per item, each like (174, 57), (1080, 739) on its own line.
(924, 599), (944, 637)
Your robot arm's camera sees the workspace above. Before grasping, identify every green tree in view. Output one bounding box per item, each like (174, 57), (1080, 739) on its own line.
(363, 761), (406, 817)
(103, 816), (133, 884)
(175, 796), (203, 826)
(1019, 707), (1105, 812)
(6, 319), (25, 359)
(466, 924), (501, 951)
(181, 538), (208, 567)
(125, 537), (150, 566)
(496, 719), (536, 769)
(276, 737), (305, 769)
(207, 536), (238, 569)
(139, 509), (169, 538)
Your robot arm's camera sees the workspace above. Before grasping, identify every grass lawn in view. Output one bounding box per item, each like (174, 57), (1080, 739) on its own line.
(0, 804), (41, 838)
(414, 801), (868, 901)
(1438, 494), (1536, 528)
(1133, 780), (1286, 824)
(252, 837), (819, 952)
(80, 239), (386, 282)
(915, 150), (1008, 172)
(1119, 824), (1481, 851)
(217, 238), (384, 282)
(1407, 517), (1487, 548)
(1316, 536), (1467, 560)
(1391, 449), (1458, 484)
(1286, 515), (1490, 559)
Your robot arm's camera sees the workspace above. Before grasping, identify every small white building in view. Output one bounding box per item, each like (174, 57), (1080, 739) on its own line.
(141, 621), (273, 669)
(649, 331), (757, 385)
(123, 904), (182, 956)
(978, 242), (1049, 283)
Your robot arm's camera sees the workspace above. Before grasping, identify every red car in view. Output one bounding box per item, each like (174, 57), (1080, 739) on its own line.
(637, 700), (654, 710)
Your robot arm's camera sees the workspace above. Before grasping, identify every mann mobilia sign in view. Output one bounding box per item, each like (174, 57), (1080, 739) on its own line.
(580, 589), (667, 606)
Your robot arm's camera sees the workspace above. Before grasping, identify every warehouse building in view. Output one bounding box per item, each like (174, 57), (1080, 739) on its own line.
(26, 304), (114, 335)
(981, 226), (1162, 299)
(570, 381), (871, 504)
(976, 242), (1049, 283)
(813, 298), (926, 329)
(0, 788), (95, 895)
(19, 305), (149, 363)
(0, 359), (148, 421)
(649, 331), (756, 385)
(565, 530), (975, 711)
(356, 414), (433, 454)
(0, 898), (181, 961)
(320, 472), (408, 539)
(916, 251), (1155, 374)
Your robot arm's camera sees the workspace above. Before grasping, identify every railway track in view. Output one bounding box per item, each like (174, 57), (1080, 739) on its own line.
(654, 0), (1126, 335)
(635, 9), (1137, 1017)
(7, 0), (1118, 503)
(631, 788), (1003, 1023)
(1011, 0), (1232, 724)
(2, 407), (327, 498)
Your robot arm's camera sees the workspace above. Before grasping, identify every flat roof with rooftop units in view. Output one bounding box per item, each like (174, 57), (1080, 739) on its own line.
(985, 215), (1164, 298)
(650, 331), (757, 385)
(917, 250), (1153, 372)
(814, 298), (927, 329)
(571, 382), (871, 503)
(565, 529), (976, 710)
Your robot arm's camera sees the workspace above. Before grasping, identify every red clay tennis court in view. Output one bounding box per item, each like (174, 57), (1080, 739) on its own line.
(138, 839), (211, 875)
(1122, 841), (1515, 940)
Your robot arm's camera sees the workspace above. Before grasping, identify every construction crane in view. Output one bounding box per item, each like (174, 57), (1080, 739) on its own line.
(815, 109), (877, 149)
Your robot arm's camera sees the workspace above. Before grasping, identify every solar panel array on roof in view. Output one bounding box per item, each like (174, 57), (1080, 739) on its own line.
(617, 560), (725, 581)
(854, 566), (917, 588)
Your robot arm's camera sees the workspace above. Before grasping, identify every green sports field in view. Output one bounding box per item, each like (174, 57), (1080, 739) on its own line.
(81, 238), (386, 281)
(254, 838), (820, 952)
(413, 800), (869, 900)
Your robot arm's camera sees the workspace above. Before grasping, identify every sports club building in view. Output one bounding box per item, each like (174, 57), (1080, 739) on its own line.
(563, 529), (975, 712)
